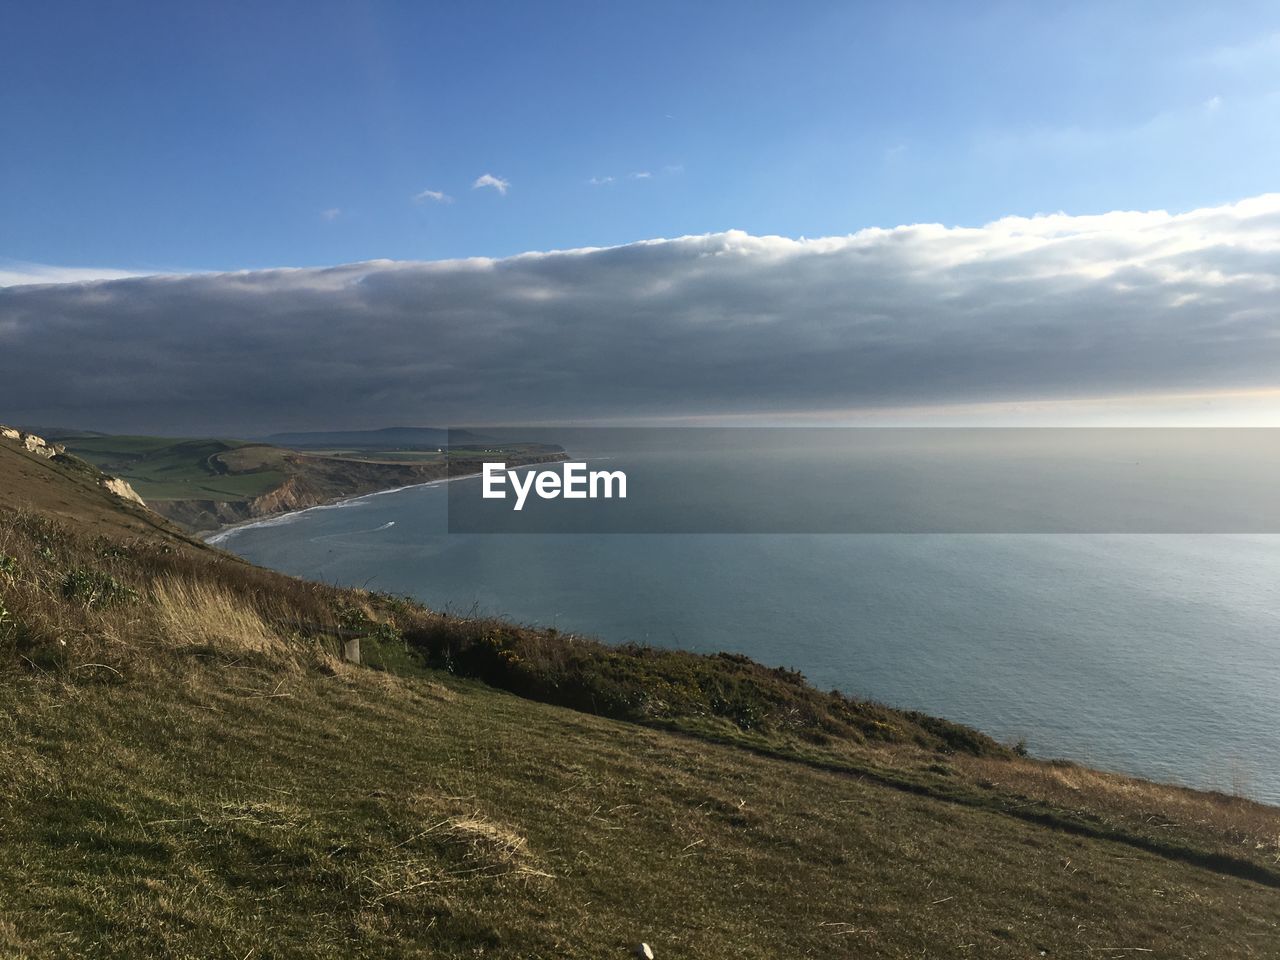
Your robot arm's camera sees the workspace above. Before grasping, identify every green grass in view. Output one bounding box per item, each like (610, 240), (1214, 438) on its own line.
(56, 434), (256, 462)
(126, 470), (287, 501)
(3, 651), (1278, 958)
(52, 435), (217, 457)
(301, 448), (448, 463)
(54, 435), (287, 501)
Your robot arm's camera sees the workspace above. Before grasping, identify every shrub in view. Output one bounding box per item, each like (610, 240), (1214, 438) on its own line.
(334, 600), (403, 645)
(400, 616), (1007, 756)
(61, 568), (138, 608)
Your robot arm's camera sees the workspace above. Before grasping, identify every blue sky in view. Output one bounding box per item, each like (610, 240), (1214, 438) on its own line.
(4, 1), (1280, 273)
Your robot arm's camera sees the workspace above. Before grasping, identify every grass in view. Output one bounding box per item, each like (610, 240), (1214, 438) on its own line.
(50, 435), (287, 501)
(5, 660), (1278, 959)
(297, 448), (449, 463)
(1, 439), (1279, 956)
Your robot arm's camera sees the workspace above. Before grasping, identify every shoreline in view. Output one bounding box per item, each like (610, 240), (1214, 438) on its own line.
(202, 452), (583, 545)
(203, 469), (484, 544)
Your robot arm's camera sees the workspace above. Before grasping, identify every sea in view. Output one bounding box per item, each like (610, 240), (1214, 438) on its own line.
(211, 429), (1280, 804)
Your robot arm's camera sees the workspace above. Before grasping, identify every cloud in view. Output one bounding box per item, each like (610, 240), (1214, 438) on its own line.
(0, 261), (141, 288)
(592, 168), (672, 186)
(4, 194), (1280, 433)
(472, 173), (510, 195)
(320, 208), (342, 221)
(413, 189), (452, 204)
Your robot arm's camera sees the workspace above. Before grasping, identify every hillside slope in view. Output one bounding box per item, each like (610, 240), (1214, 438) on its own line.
(1, 431), (1277, 958)
(0, 431), (196, 547)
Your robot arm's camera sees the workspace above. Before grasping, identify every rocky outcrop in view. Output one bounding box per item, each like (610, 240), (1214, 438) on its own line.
(102, 476), (146, 506)
(3, 424), (144, 508)
(0, 425), (65, 459)
(246, 474), (327, 517)
(146, 473), (361, 533)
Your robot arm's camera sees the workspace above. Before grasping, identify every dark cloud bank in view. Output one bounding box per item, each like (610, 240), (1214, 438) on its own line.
(3, 195), (1279, 434)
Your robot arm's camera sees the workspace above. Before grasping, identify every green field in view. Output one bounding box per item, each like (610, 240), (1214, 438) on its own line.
(52, 435), (287, 501)
(299, 447), (448, 463)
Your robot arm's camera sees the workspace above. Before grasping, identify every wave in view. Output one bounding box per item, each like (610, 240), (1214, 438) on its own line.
(204, 476), (466, 545)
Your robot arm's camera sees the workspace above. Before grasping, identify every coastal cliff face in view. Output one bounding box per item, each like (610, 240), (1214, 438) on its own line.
(102, 476), (146, 506)
(146, 465), (443, 533)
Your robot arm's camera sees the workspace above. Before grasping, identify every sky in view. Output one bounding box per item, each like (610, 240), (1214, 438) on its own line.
(2, 1), (1280, 432)
(4, 0), (1280, 272)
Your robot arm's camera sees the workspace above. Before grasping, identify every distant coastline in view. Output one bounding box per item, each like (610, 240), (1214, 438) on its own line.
(42, 429), (567, 538)
(206, 450), (597, 543)
(203, 468), (480, 544)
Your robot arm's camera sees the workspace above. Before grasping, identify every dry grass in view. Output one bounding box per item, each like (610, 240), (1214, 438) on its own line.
(360, 797), (552, 910)
(149, 576), (291, 659)
(958, 752), (1280, 867)
(407, 790), (545, 874)
(0, 506), (349, 681)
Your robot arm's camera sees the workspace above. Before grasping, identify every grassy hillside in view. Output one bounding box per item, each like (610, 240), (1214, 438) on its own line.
(51, 434), (288, 500)
(0, 438), (198, 547)
(1, 435), (1278, 957)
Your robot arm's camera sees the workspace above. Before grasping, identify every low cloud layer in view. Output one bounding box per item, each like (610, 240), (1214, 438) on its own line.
(0, 261), (141, 288)
(3, 195), (1280, 434)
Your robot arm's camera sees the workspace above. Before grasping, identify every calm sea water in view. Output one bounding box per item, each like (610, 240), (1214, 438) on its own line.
(214, 444), (1280, 804)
